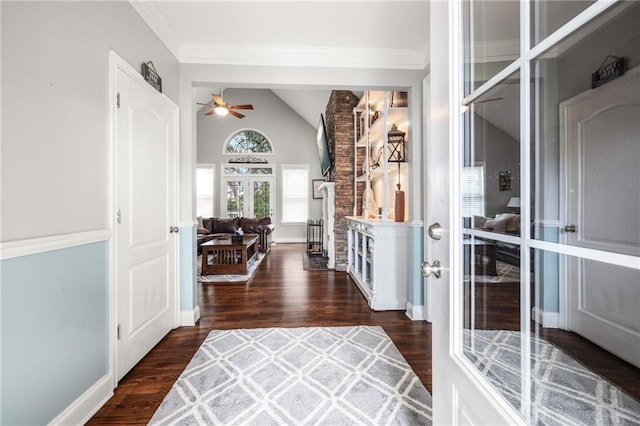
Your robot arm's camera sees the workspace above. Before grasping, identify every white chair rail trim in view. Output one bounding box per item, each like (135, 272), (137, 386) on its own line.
(0, 229), (112, 260)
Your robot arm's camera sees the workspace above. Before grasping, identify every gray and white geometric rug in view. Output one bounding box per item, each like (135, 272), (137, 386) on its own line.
(464, 329), (640, 425)
(149, 326), (432, 425)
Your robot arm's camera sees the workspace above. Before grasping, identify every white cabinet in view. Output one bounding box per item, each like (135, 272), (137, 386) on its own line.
(353, 90), (409, 221)
(346, 216), (409, 310)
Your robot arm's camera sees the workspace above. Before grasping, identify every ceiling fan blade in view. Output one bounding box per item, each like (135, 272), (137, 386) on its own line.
(212, 94), (223, 105)
(197, 102), (212, 106)
(229, 104), (254, 110)
(228, 110), (245, 119)
(204, 109), (216, 116)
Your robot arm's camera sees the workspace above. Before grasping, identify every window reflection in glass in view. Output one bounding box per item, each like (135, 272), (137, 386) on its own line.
(531, 1), (640, 254)
(530, 1), (594, 47)
(531, 249), (640, 422)
(463, 73), (521, 233)
(463, 0), (520, 94)
(463, 235), (524, 410)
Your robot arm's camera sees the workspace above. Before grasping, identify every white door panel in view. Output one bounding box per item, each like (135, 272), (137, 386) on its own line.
(116, 64), (178, 380)
(562, 66), (640, 368)
(428, 3), (520, 422)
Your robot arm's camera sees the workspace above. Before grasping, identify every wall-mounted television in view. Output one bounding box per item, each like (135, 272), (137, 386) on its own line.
(316, 113), (331, 176)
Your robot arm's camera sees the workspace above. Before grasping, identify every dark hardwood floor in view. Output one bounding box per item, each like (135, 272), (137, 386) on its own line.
(88, 244), (432, 425)
(88, 244), (639, 424)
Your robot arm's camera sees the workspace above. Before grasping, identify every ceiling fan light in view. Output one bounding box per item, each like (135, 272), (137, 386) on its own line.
(214, 105), (229, 116)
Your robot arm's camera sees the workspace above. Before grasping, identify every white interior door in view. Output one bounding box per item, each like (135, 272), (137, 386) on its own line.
(428, 2), (523, 424)
(116, 62), (178, 380)
(561, 66), (640, 368)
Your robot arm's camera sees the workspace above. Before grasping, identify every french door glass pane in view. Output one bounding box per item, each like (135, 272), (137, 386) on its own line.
(226, 181), (244, 218)
(530, 1), (594, 47)
(463, 0), (520, 94)
(252, 181), (270, 219)
(530, 249), (640, 422)
(531, 1), (640, 255)
(463, 73), (521, 232)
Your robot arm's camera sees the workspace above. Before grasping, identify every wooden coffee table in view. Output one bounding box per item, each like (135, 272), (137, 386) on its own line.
(201, 234), (259, 275)
(463, 239), (498, 276)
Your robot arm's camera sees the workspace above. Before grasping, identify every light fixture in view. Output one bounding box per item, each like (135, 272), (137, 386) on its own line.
(387, 124), (406, 163)
(507, 197), (520, 208)
(214, 105), (229, 116)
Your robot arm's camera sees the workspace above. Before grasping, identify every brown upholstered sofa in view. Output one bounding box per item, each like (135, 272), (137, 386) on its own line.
(197, 217), (275, 254)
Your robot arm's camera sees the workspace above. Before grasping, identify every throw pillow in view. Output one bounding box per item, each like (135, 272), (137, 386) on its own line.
(473, 215), (487, 228)
(491, 214), (510, 233)
(197, 227), (209, 235)
(483, 219), (495, 230)
(213, 217), (239, 233)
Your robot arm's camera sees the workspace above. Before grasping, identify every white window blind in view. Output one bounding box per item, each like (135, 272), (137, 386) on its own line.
(281, 165), (309, 223)
(196, 167), (214, 218)
(461, 166), (485, 217)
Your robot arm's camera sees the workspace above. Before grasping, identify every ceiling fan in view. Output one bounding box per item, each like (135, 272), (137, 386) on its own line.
(197, 90), (254, 119)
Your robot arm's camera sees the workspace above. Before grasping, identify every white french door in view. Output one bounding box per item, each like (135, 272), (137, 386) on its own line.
(427, 2), (522, 423)
(429, 1), (640, 424)
(221, 173), (274, 219)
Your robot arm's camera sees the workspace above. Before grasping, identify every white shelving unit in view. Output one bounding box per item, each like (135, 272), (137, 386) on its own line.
(353, 90), (409, 221)
(347, 90), (410, 311)
(346, 217), (409, 310)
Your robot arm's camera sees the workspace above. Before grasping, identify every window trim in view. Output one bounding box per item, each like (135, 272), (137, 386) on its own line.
(195, 164), (215, 218)
(221, 128), (275, 156)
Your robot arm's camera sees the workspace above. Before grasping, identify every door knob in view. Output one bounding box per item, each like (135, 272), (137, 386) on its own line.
(564, 224), (577, 233)
(421, 260), (442, 278)
(169, 226), (180, 233)
(428, 223), (442, 240)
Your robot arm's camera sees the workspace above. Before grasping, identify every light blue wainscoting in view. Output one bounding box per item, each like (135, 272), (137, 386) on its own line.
(1, 242), (109, 425)
(407, 223), (425, 319)
(180, 226), (198, 315)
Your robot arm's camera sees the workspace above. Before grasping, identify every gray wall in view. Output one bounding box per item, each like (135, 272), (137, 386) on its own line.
(1, 2), (178, 424)
(1, 1), (179, 242)
(197, 88), (323, 242)
(473, 114), (520, 217)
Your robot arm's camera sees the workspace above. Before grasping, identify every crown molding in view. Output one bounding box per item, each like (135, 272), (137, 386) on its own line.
(129, 0), (182, 61)
(179, 43), (427, 70)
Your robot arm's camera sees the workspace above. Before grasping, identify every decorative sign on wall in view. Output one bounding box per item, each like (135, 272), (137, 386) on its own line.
(592, 56), (626, 89)
(142, 61), (162, 93)
(499, 171), (512, 191)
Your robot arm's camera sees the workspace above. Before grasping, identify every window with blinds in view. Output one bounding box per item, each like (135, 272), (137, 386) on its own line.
(461, 165), (485, 217)
(196, 166), (214, 218)
(281, 165), (309, 223)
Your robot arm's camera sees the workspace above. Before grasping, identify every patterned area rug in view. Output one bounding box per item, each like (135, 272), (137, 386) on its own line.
(197, 253), (265, 283)
(149, 326), (432, 425)
(464, 329), (640, 425)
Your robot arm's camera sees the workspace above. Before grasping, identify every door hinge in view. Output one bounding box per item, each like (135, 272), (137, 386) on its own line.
(116, 208), (121, 224)
(116, 92), (120, 109)
(117, 324), (121, 340)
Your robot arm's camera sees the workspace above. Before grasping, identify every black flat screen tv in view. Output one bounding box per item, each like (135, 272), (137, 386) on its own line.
(316, 113), (331, 176)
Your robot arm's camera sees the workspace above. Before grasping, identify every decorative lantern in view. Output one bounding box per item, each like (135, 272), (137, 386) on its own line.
(387, 124), (407, 163)
(387, 124), (407, 222)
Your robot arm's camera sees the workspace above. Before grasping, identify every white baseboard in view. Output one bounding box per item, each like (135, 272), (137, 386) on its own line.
(532, 307), (559, 328)
(405, 302), (425, 321)
(48, 373), (113, 426)
(181, 305), (200, 326)
(275, 237), (306, 243)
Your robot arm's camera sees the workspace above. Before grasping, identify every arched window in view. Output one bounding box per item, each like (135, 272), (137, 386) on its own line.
(224, 130), (273, 154)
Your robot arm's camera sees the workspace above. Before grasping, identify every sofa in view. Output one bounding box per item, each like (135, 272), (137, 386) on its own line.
(197, 216), (275, 254)
(473, 213), (522, 266)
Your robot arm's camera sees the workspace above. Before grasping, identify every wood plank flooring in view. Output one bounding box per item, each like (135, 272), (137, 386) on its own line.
(87, 244), (432, 425)
(88, 243), (639, 424)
